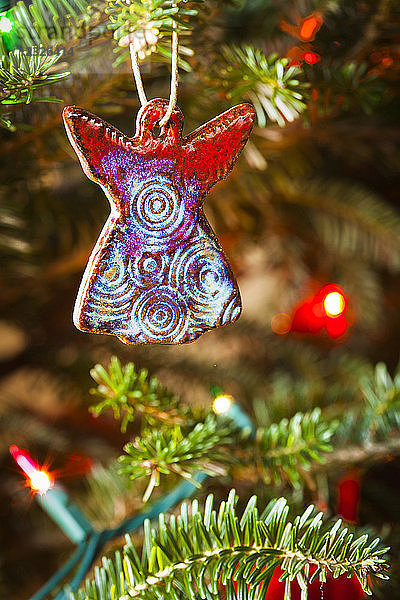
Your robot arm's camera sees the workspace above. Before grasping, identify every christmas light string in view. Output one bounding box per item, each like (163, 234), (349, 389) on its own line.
(11, 396), (253, 600)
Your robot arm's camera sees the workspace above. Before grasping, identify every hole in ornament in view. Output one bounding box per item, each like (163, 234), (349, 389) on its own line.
(152, 123), (162, 138)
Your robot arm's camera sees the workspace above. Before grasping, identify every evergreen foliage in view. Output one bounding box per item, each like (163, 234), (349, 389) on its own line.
(308, 60), (385, 118)
(119, 415), (232, 501)
(361, 361), (400, 440)
(212, 46), (308, 127)
(90, 356), (189, 432)
(255, 408), (337, 487)
(0, 46), (69, 128)
(274, 177), (400, 270)
(338, 362), (400, 446)
(0, 0), (90, 128)
(0, 0), (399, 597)
(68, 490), (389, 600)
(10, 0), (90, 46)
(89, 357), (337, 498)
(106, 0), (201, 68)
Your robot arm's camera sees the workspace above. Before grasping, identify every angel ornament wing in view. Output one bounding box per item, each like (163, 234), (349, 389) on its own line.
(63, 98), (255, 344)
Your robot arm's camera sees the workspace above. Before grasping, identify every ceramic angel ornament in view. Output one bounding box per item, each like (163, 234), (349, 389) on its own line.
(63, 98), (255, 344)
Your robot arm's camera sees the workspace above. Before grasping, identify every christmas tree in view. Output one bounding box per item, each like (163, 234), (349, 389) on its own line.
(1, 1), (399, 599)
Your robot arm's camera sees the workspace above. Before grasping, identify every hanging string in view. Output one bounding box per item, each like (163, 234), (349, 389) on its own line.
(159, 16), (179, 128)
(129, 14), (179, 127)
(130, 42), (148, 107)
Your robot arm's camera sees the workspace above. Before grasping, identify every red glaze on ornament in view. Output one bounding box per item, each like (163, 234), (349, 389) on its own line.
(63, 99), (255, 344)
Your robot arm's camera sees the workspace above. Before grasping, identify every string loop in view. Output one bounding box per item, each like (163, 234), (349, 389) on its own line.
(130, 11), (179, 129)
(130, 43), (148, 106)
(159, 18), (179, 128)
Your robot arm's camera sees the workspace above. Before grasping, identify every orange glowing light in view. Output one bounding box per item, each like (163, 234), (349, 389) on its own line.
(299, 13), (323, 41)
(271, 313), (291, 335)
(324, 291), (345, 317)
(9, 445), (54, 494)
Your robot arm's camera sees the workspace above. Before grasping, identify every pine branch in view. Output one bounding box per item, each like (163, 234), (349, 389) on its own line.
(119, 415), (233, 501)
(106, 0), (201, 70)
(361, 362), (400, 439)
(0, 0), (101, 127)
(69, 490), (389, 600)
(254, 408), (337, 488)
(0, 46), (69, 129)
(90, 359), (337, 495)
(90, 356), (191, 433)
(315, 438), (400, 471)
(308, 61), (385, 118)
(275, 177), (400, 270)
(208, 46), (308, 127)
(338, 362), (400, 445)
(10, 0), (90, 47)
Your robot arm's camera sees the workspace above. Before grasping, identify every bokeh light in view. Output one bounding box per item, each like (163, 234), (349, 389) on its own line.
(324, 291), (345, 317)
(271, 313), (291, 335)
(213, 394), (232, 415)
(0, 15), (12, 33)
(9, 445), (54, 494)
(303, 51), (321, 64)
(29, 470), (52, 493)
(289, 284), (348, 339)
(299, 13), (323, 41)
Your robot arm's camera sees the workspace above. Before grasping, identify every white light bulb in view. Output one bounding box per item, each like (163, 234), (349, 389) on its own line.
(0, 16), (12, 33)
(213, 395), (232, 415)
(30, 470), (52, 493)
(324, 292), (345, 317)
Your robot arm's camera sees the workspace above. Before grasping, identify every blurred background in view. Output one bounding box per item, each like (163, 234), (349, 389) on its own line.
(0, 0), (399, 598)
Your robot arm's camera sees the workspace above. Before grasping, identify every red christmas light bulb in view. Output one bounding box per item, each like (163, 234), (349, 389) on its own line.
(303, 51), (321, 64)
(9, 445), (53, 493)
(322, 285), (348, 338)
(284, 283), (349, 338)
(265, 566), (364, 599)
(326, 314), (347, 338)
(337, 471), (361, 523)
(233, 565), (364, 599)
(322, 288), (346, 317)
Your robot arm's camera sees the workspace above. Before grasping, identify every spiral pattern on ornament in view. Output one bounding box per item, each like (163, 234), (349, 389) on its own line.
(168, 237), (234, 323)
(221, 295), (241, 325)
(128, 251), (168, 289)
(130, 176), (187, 251)
(130, 285), (189, 343)
(98, 250), (125, 288)
(88, 249), (132, 322)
